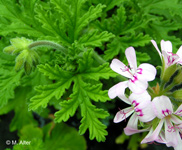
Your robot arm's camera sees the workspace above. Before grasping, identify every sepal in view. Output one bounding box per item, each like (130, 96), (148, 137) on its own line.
(3, 37), (33, 55)
(15, 49), (40, 75)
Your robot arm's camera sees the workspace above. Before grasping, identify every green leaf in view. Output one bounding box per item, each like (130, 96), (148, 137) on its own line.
(13, 123), (86, 150)
(9, 87), (38, 132)
(78, 30), (114, 47)
(35, 4), (71, 45)
(112, 6), (126, 35)
(54, 97), (79, 122)
(83, 83), (109, 102)
(77, 49), (94, 73)
(79, 100), (109, 142)
(13, 124), (44, 150)
(29, 78), (73, 111)
(55, 78), (109, 142)
(136, 51), (151, 63)
(76, 4), (106, 36)
(141, 0), (182, 17)
(0, 69), (23, 107)
(90, 0), (123, 12)
(104, 34), (151, 60)
(0, 0), (44, 37)
(38, 64), (73, 80)
(51, 0), (105, 42)
(44, 123), (86, 150)
(81, 63), (117, 80)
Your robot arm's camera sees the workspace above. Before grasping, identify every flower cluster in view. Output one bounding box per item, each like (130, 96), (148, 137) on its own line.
(109, 40), (182, 150)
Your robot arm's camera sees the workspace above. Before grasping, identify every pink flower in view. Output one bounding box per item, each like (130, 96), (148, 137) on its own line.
(113, 91), (156, 135)
(151, 40), (182, 68)
(108, 47), (156, 95)
(141, 95), (182, 149)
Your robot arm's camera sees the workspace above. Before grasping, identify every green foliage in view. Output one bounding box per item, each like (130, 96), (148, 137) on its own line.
(11, 123), (86, 150)
(29, 49), (116, 141)
(1, 0), (182, 149)
(4, 37), (40, 74)
(0, 69), (23, 108)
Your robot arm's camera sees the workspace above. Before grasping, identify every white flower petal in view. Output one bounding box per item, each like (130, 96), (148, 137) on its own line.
(110, 58), (132, 78)
(141, 128), (154, 144)
(138, 101), (156, 122)
(161, 40), (172, 53)
(129, 91), (151, 108)
(124, 113), (149, 135)
(137, 63), (157, 81)
(165, 119), (178, 147)
(176, 46), (182, 65)
(124, 126), (149, 136)
(125, 47), (137, 72)
(176, 45), (182, 59)
(113, 107), (134, 123)
(155, 132), (167, 144)
(162, 50), (170, 68)
(126, 113), (138, 129)
(152, 96), (173, 119)
(151, 40), (162, 59)
(171, 115), (182, 124)
(129, 91), (155, 122)
(174, 104), (182, 116)
(141, 119), (164, 143)
(108, 81), (130, 104)
(128, 78), (148, 94)
(174, 142), (182, 150)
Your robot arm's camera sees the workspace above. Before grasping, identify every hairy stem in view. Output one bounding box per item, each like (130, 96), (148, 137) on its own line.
(28, 41), (67, 55)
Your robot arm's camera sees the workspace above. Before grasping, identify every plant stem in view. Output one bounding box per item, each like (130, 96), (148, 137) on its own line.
(147, 86), (154, 96)
(29, 41), (126, 82)
(160, 82), (176, 95)
(28, 41), (67, 55)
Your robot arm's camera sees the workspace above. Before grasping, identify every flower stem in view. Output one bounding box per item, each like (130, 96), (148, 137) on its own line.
(147, 86), (155, 96)
(29, 41), (126, 82)
(161, 82), (176, 95)
(28, 41), (67, 55)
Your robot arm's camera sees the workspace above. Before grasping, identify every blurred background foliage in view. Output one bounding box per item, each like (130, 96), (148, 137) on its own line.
(0, 0), (181, 149)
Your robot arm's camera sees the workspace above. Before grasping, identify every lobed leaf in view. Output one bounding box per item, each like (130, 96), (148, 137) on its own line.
(82, 63), (117, 80)
(78, 30), (114, 47)
(0, 69), (23, 108)
(29, 78), (73, 111)
(38, 64), (73, 80)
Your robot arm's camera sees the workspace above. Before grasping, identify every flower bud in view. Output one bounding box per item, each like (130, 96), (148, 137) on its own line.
(15, 49), (39, 74)
(173, 69), (182, 85)
(3, 37), (33, 55)
(172, 89), (182, 101)
(3, 45), (15, 54)
(162, 64), (177, 83)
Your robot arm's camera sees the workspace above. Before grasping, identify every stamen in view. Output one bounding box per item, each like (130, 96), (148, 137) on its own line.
(120, 65), (129, 72)
(120, 64), (134, 76)
(137, 68), (142, 74)
(162, 109), (171, 117)
(175, 110), (182, 115)
(118, 108), (127, 122)
(167, 125), (175, 132)
(166, 53), (179, 66)
(148, 141), (160, 145)
(134, 108), (144, 117)
(130, 75), (138, 83)
(132, 100), (139, 107)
